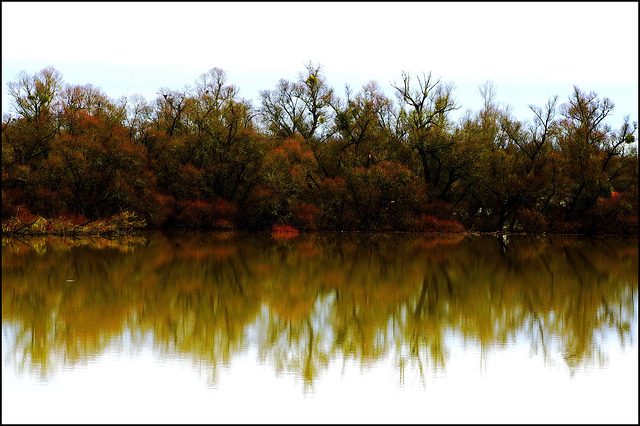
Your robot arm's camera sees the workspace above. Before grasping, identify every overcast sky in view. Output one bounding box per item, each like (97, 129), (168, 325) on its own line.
(2, 2), (638, 125)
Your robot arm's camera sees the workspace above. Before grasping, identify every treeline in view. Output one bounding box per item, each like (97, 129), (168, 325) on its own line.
(2, 64), (638, 234)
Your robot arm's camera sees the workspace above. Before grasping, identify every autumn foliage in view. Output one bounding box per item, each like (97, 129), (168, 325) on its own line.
(2, 65), (638, 235)
(271, 224), (300, 240)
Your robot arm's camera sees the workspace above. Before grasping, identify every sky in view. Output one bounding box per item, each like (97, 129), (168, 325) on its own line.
(2, 2), (638, 126)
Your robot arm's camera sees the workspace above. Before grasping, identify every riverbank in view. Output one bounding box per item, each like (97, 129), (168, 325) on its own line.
(2, 211), (147, 237)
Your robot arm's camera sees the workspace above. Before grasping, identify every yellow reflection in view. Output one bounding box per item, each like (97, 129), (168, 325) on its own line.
(2, 232), (637, 385)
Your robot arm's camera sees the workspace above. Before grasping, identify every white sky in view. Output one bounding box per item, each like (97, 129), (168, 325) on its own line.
(2, 1), (638, 125)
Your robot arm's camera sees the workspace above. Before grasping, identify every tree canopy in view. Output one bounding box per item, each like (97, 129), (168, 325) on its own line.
(2, 66), (637, 235)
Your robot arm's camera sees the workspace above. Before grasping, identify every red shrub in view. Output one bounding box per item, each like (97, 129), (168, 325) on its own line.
(272, 224), (299, 240)
(415, 214), (465, 233)
(174, 200), (215, 228)
(293, 203), (321, 230)
(172, 198), (238, 229)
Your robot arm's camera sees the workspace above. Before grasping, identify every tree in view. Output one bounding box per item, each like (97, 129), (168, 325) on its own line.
(3, 67), (64, 166)
(123, 93), (153, 142)
(154, 87), (189, 138)
(243, 135), (318, 229)
(496, 97), (559, 231)
(187, 68), (261, 204)
(343, 160), (420, 230)
(3, 68), (65, 218)
(450, 81), (510, 230)
(7, 66), (63, 122)
(59, 84), (127, 136)
(52, 110), (148, 218)
(260, 62), (334, 142)
(259, 62), (335, 176)
(557, 87), (615, 224)
(331, 81), (407, 172)
(392, 71), (458, 199)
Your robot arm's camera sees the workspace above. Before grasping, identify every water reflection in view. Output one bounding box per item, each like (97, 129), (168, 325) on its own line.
(2, 232), (637, 390)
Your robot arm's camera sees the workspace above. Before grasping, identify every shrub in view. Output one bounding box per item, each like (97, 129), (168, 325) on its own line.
(271, 224), (299, 240)
(414, 214), (465, 233)
(516, 208), (549, 233)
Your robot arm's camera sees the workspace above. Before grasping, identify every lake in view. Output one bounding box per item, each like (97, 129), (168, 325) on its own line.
(2, 231), (638, 423)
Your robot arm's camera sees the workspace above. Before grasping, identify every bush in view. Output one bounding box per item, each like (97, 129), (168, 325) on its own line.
(516, 208), (549, 233)
(271, 224), (299, 240)
(414, 214), (465, 233)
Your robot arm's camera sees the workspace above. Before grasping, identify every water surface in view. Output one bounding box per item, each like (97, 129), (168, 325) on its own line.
(2, 232), (638, 423)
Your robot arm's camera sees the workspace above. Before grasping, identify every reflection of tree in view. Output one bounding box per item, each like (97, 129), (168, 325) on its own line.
(397, 274), (451, 384)
(2, 239), (146, 378)
(2, 232), (637, 385)
(255, 300), (331, 392)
